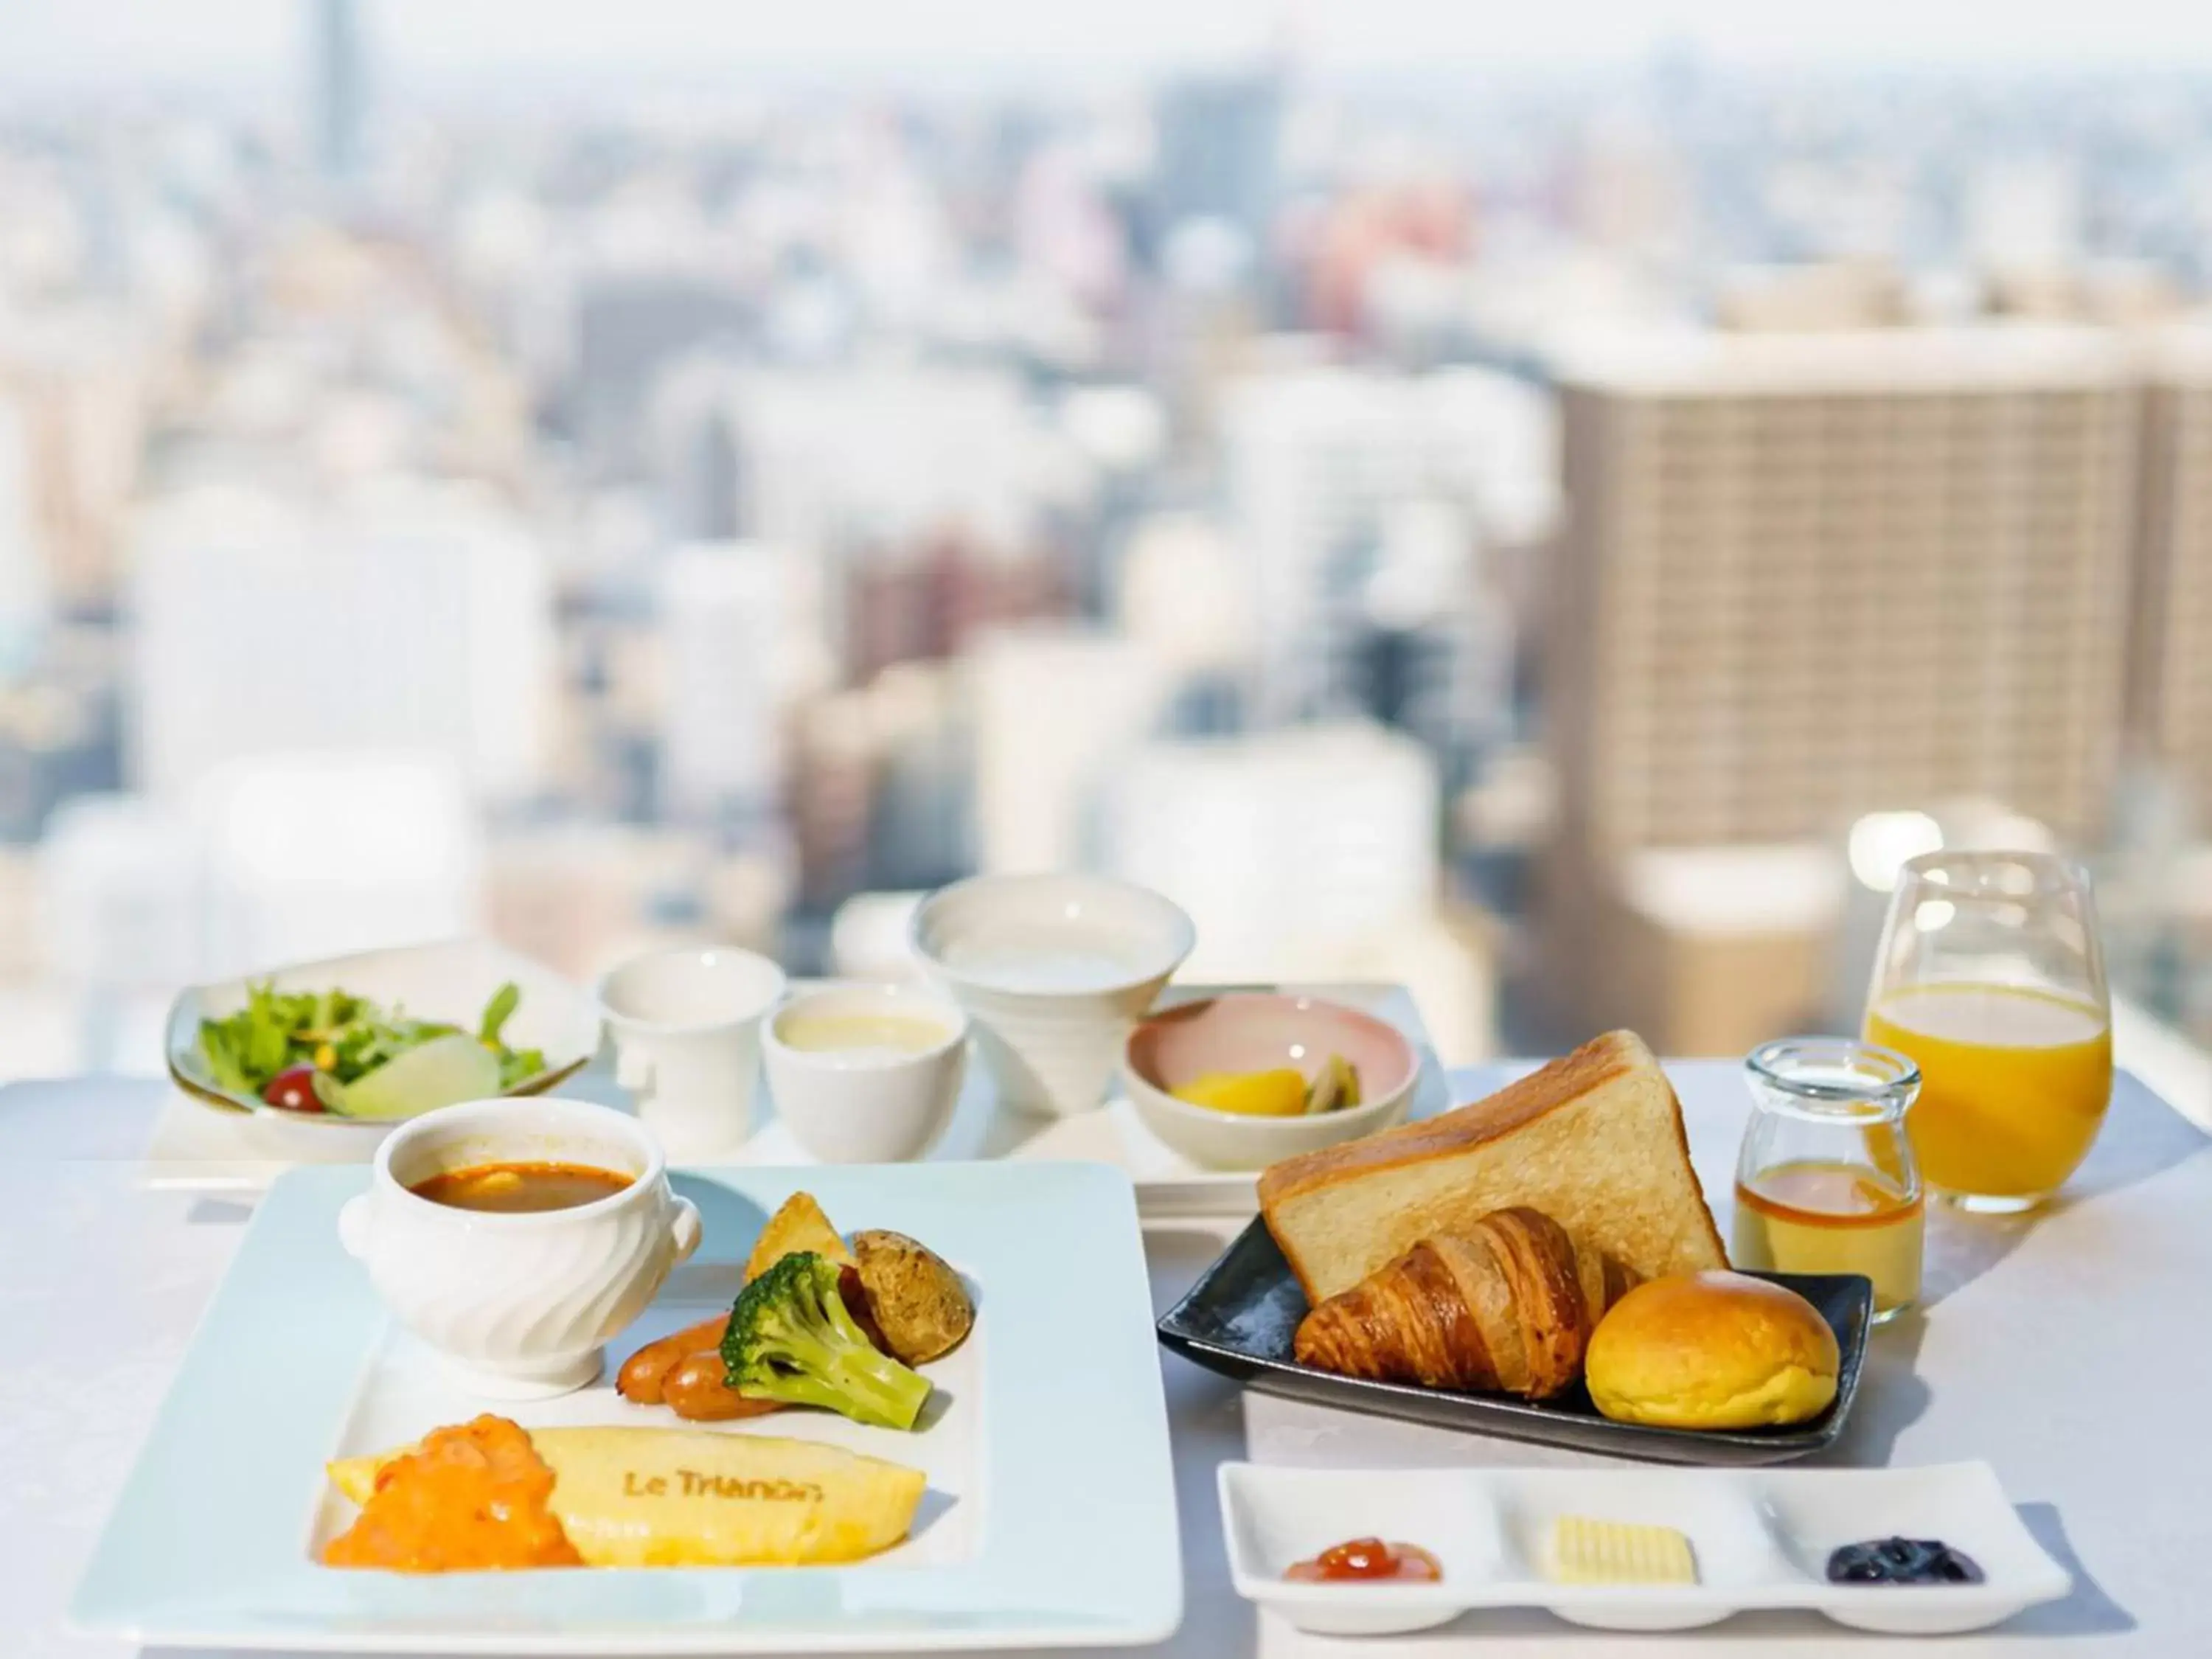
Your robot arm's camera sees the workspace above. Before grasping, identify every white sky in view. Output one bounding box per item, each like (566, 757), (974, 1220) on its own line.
(10, 0), (2212, 88)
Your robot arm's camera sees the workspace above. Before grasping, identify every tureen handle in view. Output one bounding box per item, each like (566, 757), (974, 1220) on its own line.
(338, 1194), (374, 1261)
(667, 1195), (703, 1265)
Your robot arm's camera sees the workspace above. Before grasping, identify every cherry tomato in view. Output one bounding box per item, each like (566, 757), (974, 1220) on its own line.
(262, 1065), (324, 1113)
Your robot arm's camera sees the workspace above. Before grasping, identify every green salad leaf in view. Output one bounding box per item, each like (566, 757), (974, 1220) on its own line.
(198, 1023), (254, 1096)
(194, 978), (548, 1118)
(479, 981), (521, 1044)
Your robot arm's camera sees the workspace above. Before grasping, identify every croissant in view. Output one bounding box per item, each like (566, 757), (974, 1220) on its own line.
(1291, 1207), (1638, 1400)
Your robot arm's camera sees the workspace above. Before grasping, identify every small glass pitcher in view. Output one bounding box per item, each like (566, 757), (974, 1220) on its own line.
(1733, 1038), (1925, 1323)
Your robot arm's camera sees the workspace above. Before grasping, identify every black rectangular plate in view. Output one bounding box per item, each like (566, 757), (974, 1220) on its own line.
(1157, 1219), (1873, 1466)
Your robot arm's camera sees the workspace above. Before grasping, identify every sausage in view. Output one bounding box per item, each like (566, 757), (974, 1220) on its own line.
(616, 1315), (728, 1405)
(664, 1348), (780, 1422)
(618, 1269), (885, 1419)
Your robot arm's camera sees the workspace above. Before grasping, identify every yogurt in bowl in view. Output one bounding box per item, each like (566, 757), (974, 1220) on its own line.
(911, 873), (1195, 1118)
(763, 981), (970, 1164)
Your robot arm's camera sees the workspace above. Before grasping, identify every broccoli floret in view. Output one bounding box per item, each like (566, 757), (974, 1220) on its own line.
(720, 1251), (932, 1430)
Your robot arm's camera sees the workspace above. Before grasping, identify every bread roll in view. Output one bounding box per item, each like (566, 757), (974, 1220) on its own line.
(1585, 1271), (1838, 1430)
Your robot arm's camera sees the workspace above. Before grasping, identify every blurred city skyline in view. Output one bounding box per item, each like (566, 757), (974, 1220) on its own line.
(20, 1), (2212, 94)
(12, 2), (2212, 1096)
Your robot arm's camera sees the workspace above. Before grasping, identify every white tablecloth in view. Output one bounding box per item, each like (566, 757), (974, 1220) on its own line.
(1, 1062), (2207, 1656)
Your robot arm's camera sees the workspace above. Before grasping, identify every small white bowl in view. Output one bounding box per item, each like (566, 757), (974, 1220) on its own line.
(595, 945), (787, 1162)
(337, 1097), (702, 1398)
(1122, 993), (1419, 1170)
(763, 981), (970, 1164)
(911, 872), (1194, 1118)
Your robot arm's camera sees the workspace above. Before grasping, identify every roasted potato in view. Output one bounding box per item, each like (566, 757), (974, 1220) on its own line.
(745, 1192), (857, 1283)
(850, 1229), (974, 1364)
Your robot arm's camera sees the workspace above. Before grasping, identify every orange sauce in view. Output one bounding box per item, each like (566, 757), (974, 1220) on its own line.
(410, 1161), (633, 1214)
(1285, 1538), (1443, 1583)
(323, 1414), (581, 1571)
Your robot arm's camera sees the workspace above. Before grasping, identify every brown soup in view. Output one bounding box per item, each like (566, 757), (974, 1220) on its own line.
(411, 1160), (634, 1214)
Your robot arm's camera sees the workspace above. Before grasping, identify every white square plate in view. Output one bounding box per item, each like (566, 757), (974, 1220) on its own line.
(72, 1162), (1181, 1653)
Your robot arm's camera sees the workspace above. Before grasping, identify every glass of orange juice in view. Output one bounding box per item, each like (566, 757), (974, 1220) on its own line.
(1863, 851), (2112, 1213)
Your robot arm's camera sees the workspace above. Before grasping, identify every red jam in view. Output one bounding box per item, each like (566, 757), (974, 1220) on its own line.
(1284, 1537), (1443, 1583)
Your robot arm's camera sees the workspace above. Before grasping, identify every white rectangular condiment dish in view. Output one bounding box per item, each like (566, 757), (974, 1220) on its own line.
(1220, 1461), (2070, 1638)
(72, 1161), (1181, 1654)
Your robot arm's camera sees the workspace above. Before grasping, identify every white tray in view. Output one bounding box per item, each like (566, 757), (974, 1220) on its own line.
(141, 981), (1450, 1217)
(1221, 1461), (2070, 1638)
(72, 1161), (1181, 1654)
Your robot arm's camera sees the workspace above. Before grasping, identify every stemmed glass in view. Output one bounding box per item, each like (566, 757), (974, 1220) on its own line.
(1863, 852), (2112, 1213)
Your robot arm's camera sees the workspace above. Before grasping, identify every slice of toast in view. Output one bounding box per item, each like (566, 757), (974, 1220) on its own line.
(1258, 1030), (1727, 1303)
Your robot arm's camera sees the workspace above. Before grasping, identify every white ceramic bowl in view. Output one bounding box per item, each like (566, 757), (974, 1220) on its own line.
(1122, 993), (1420, 1170)
(337, 1097), (702, 1398)
(595, 945), (787, 1163)
(165, 936), (599, 1159)
(911, 873), (1195, 1118)
(763, 981), (970, 1164)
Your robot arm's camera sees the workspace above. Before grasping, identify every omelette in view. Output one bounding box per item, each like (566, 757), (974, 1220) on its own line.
(327, 1422), (928, 1568)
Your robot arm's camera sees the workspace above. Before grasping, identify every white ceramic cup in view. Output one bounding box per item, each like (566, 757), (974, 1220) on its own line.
(337, 1096), (702, 1398)
(911, 872), (1195, 1117)
(763, 981), (970, 1164)
(595, 945), (787, 1162)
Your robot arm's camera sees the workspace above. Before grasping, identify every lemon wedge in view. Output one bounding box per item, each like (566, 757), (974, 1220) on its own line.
(1171, 1068), (1312, 1117)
